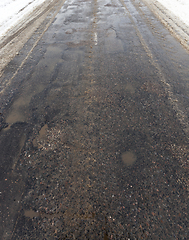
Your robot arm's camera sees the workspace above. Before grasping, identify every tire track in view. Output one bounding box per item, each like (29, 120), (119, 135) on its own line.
(119, 0), (189, 138)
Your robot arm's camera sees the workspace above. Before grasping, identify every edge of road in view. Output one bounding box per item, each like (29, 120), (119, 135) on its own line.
(142, 0), (189, 52)
(0, 0), (65, 77)
(0, 0), (56, 49)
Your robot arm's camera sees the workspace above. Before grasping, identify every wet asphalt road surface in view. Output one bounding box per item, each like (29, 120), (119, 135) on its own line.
(0, 0), (189, 239)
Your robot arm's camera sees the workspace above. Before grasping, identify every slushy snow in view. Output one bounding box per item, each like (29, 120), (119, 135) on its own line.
(0, 0), (189, 39)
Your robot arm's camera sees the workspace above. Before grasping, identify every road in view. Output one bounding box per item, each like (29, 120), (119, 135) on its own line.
(0, 0), (188, 239)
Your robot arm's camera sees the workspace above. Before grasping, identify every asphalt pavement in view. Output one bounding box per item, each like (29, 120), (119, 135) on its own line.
(0, 0), (188, 239)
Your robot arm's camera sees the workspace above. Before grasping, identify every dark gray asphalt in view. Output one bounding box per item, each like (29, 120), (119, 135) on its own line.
(0, 0), (189, 239)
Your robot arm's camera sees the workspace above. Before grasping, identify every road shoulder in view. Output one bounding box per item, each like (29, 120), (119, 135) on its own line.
(0, 0), (64, 77)
(142, 0), (189, 52)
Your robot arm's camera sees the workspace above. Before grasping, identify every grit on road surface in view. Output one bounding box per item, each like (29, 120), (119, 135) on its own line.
(0, 0), (189, 239)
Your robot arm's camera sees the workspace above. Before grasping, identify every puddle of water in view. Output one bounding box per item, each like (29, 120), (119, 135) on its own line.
(104, 232), (109, 240)
(125, 83), (135, 94)
(121, 151), (137, 166)
(25, 210), (39, 218)
(6, 111), (26, 128)
(35, 46), (63, 79)
(32, 124), (48, 147)
(104, 3), (118, 7)
(12, 133), (26, 171)
(65, 28), (77, 34)
(19, 134), (26, 149)
(105, 29), (124, 53)
(107, 29), (116, 38)
(5, 96), (30, 126)
(24, 209), (62, 219)
(24, 209), (95, 220)
(32, 138), (38, 147)
(5, 84), (45, 128)
(39, 124), (48, 139)
(66, 40), (88, 47)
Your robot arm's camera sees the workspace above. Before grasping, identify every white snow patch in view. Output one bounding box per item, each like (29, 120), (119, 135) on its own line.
(157, 0), (189, 27)
(0, 0), (49, 38)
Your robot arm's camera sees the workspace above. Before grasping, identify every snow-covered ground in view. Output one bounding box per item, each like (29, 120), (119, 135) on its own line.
(157, 0), (189, 27)
(0, 0), (49, 38)
(0, 0), (189, 40)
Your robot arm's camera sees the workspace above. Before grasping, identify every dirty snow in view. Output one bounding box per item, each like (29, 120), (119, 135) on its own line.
(0, 0), (49, 38)
(157, 0), (189, 26)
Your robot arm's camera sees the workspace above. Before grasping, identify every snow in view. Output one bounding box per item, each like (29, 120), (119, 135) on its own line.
(156, 0), (189, 26)
(0, 0), (48, 38)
